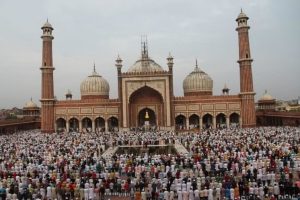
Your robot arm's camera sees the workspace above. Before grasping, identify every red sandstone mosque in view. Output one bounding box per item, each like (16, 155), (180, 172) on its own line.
(40, 11), (256, 133)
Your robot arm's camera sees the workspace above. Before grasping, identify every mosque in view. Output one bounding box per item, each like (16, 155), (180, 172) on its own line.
(39, 11), (256, 133)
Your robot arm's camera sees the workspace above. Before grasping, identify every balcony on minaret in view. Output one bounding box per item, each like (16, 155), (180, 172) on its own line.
(236, 9), (249, 28)
(167, 53), (174, 72)
(115, 55), (123, 73)
(41, 20), (54, 39)
(236, 9), (252, 62)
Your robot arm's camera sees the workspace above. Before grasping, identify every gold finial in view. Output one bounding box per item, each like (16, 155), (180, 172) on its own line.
(145, 111), (149, 119)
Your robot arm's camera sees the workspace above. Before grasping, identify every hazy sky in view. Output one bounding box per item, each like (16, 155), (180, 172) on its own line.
(0, 0), (299, 109)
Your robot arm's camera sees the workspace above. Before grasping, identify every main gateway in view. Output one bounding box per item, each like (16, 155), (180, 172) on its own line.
(40, 11), (256, 133)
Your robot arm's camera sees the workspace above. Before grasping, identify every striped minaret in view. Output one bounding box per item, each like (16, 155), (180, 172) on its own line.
(236, 10), (256, 127)
(40, 20), (55, 133)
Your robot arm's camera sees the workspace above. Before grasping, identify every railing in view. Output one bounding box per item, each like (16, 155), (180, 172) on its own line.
(121, 70), (170, 76)
(173, 95), (240, 101)
(0, 117), (40, 126)
(256, 110), (300, 118)
(56, 98), (120, 104)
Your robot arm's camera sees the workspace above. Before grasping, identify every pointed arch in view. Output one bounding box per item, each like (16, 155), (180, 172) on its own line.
(108, 116), (119, 131)
(56, 118), (66, 133)
(138, 108), (156, 127)
(129, 86), (163, 128)
(95, 117), (105, 132)
(189, 114), (200, 129)
(69, 117), (79, 132)
(229, 112), (240, 127)
(82, 117), (92, 132)
(175, 114), (187, 130)
(202, 113), (213, 129)
(216, 113), (226, 128)
(128, 85), (164, 102)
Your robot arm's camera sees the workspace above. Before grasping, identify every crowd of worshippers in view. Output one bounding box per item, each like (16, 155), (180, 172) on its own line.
(0, 127), (299, 199)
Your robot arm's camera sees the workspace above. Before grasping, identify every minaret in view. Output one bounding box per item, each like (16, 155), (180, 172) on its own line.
(167, 53), (174, 127)
(40, 20), (55, 133)
(236, 10), (256, 127)
(115, 55), (123, 128)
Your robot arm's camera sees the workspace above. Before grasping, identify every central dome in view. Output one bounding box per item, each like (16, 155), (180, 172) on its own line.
(127, 41), (164, 73)
(183, 62), (213, 96)
(80, 67), (109, 99)
(127, 58), (164, 73)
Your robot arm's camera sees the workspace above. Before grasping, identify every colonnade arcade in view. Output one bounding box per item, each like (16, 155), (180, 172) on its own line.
(56, 113), (240, 132)
(175, 112), (240, 130)
(56, 116), (119, 133)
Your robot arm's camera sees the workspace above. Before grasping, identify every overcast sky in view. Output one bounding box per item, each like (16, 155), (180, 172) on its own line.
(0, 0), (299, 109)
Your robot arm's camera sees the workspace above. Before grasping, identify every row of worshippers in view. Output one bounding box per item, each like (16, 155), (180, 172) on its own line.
(0, 127), (299, 199)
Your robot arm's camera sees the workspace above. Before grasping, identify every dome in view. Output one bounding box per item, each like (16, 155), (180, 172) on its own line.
(236, 10), (248, 20)
(80, 67), (109, 99)
(24, 98), (38, 109)
(183, 63), (213, 96)
(127, 41), (164, 73)
(42, 20), (53, 29)
(127, 58), (164, 73)
(260, 90), (274, 101)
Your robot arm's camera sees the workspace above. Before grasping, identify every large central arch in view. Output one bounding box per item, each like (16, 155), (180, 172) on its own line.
(129, 86), (164, 128)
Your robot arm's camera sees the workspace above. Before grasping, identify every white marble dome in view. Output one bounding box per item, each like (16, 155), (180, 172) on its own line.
(80, 69), (109, 97)
(183, 64), (213, 95)
(42, 20), (53, 29)
(127, 58), (164, 73)
(260, 90), (274, 101)
(24, 99), (38, 108)
(237, 11), (248, 19)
